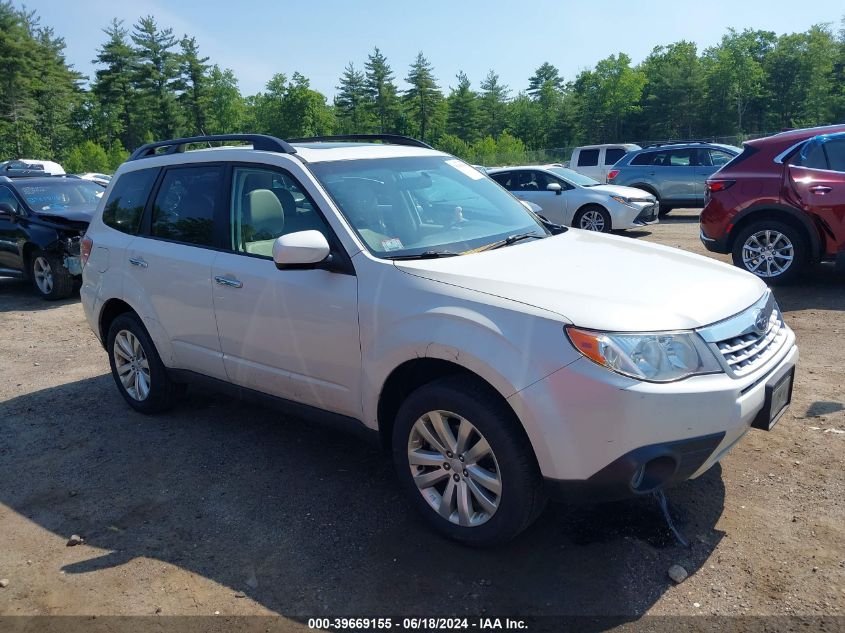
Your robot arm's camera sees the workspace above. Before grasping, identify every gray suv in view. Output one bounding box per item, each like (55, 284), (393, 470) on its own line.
(606, 142), (739, 215)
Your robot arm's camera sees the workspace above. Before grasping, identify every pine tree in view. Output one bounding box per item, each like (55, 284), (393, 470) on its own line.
(404, 52), (443, 142)
(364, 47), (400, 133)
(335, 62), (371, 133)
(527, 62), (563, 97)
(131, 16), (181, 139)
(446, 71), (478, 142)
(478, 70), (509, 139)
(92, 19), (139, 150)
(177, 36), (210, 135)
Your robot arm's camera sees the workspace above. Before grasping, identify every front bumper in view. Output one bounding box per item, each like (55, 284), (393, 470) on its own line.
(544, 432), (725, 502)
(507, 331), (798, 499)
(612, 201), (659, 229)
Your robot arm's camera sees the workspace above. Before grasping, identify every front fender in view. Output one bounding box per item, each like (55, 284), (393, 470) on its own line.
(360, 300), (579, 429)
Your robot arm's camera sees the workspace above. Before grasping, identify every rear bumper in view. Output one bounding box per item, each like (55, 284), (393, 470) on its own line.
(700, 227), (730, 253)
(544, 432), (725, 502)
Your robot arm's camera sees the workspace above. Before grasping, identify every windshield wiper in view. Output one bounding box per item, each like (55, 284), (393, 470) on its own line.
(385, 250), (461, 260)
(469, 232), (544, 253)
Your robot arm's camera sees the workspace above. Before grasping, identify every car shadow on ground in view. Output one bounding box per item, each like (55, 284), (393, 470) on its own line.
(0, 375), (726, 623)
(0, 277), (79, 312)
(773, 264), (845, 313)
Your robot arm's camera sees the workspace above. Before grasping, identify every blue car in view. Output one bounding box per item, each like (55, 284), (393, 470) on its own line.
(606, 142), (739, 215)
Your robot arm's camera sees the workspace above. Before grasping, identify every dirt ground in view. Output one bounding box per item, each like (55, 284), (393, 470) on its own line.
(0, 209), (843, 628)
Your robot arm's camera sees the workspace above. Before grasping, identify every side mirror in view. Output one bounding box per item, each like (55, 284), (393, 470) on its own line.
(546, 182), (562, 195)
(272, 230), (331, 270)
(0, 202), (17, 218)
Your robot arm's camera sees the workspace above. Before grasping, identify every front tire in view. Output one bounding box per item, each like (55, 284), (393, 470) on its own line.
(392, 375), (546, 546)
(731, 220), (807, 284)
(107, 313), (183, 413)
(573, 205), (612, 233)
(30, 250), (74, 300)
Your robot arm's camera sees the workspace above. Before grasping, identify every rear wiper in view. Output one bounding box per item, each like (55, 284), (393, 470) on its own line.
(385, 250), (461, 260)
(468, 232), (543, 253)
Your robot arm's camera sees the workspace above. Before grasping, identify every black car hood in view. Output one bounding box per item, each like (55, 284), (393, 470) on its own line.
(34, 207), (94, 229)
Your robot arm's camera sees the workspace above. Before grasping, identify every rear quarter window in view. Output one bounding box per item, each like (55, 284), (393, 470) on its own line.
(102, 168), (158, 234)
(576, 149), (599, 167)
(604, 148), (626, 165)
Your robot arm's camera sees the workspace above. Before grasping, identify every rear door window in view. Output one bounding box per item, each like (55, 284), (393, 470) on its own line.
(151, 165), (223, 246)
(823, 138), (845, 172)
(604, 148), (626, 165)
(102, 169), (158, 234)
(790, 140), (829, 170)
(577, 149), (599, 167)
(666, 149), (695, 166)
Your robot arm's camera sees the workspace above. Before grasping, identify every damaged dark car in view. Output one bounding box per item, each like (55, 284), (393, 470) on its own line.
(0, 175), (104, 299)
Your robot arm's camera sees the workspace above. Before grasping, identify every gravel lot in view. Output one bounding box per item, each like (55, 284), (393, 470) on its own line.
(0, 209), (843, 627)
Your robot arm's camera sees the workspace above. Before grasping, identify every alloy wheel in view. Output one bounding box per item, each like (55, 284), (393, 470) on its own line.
(579, 210), (606, 232)
(741, 230), (794, 278)
(407, 410), (502, 527)
(113, 330), (151, 401)
(33, 256), (54, 295)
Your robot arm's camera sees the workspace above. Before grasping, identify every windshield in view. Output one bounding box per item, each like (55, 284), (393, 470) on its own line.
(309, 155), (548, 258)
(18, 180), (103, 212)
(547, 167), (600, 187)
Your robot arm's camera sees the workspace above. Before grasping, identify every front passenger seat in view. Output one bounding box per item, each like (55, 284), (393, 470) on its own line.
(244, 189), (285, 255)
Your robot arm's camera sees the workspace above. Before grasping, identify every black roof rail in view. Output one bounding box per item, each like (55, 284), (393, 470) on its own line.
(643, 140), (714, 148)
(128, 134), (297, 161)
(288, 134), (434, 149)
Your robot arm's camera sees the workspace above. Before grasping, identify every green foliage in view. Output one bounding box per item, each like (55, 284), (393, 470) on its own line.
(478, 70), (509, 139)
(446, 71), (479, 143)
(2, 5), (844, 171)
(364, 47), (401, 133)
(335, 62), (372, 133)
(404, 52), (444, 142)
(204, 65), (244, 134)
(64, 140), (109, 173)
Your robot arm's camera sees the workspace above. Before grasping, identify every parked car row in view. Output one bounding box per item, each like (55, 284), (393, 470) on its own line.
(76, 133), (797, 545)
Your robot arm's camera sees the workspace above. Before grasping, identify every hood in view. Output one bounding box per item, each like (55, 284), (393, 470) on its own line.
(395, 231), (766, 331)
(588, 184), (655, 200)
(35, 207), (95, 227)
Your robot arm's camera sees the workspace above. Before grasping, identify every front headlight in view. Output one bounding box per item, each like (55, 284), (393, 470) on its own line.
(566, 326), (723, 382)
(609, 195), (634, 207)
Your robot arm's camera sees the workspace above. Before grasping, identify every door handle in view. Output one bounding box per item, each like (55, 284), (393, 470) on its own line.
(214, 275), (243, 289)
(810, 185), (832, 195)
(128, 257), (148, 268)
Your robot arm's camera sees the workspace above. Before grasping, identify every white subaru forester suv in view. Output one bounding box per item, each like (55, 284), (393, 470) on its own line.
(80, 134), (798, 545)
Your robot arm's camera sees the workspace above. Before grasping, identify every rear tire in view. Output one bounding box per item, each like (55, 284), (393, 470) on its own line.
(30, 250), (74, 300)
(573, 205), (612, 233)
(392, 374), (546, 546)
(731, 220), (807, 284)
(107, 313), (184, 413)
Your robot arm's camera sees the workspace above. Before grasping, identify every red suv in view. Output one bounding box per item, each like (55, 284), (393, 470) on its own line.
(700, 125), (845, 283)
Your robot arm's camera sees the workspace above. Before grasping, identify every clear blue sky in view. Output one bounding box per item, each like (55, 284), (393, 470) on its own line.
(26, 0), (845, 98)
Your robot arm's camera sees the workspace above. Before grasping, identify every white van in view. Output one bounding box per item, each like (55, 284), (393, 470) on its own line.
(569, 144), (640, 181)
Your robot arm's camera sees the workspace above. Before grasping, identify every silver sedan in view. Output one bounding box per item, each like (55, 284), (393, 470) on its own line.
(488, 165), (659, 232)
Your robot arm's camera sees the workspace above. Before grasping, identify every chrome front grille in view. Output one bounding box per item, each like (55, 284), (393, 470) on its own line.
(697, 291), (790, 379)
(715, 309), (787, 377)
